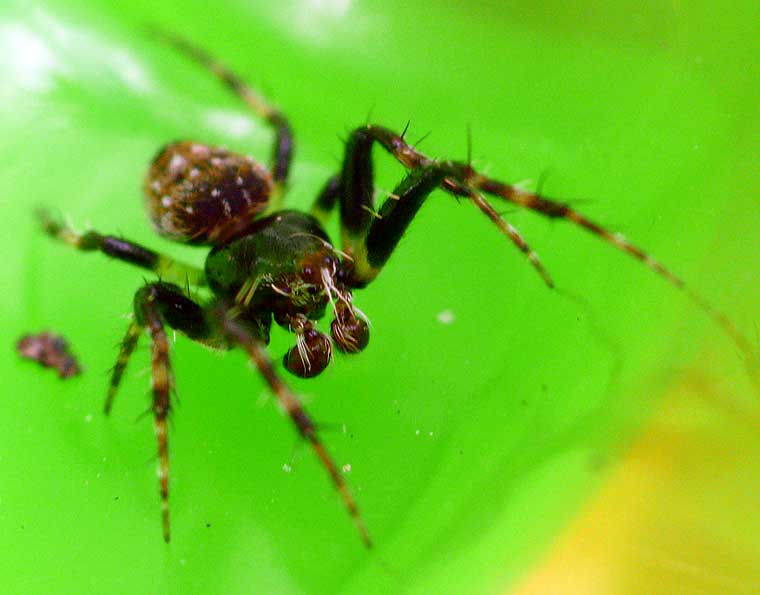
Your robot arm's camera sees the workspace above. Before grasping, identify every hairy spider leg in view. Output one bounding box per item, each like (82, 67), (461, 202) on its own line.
(134, 285), (177, 543)
(105, 320), (141, 414)
(110, 283), (212, 541)
(466, 176), (755, 354)
(150, 30), (293, 205)
(333, 125), (754, 358)
(312, 129), (552, 287)
(103, 279), (370, 546)
(222, 313), (372, 548)
(37, 209), (207, 287)
(349, 167), (448, 285)
(311, 175), (340, 228)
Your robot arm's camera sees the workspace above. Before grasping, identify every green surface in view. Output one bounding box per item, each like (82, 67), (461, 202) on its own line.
(1, 1), (758, 594)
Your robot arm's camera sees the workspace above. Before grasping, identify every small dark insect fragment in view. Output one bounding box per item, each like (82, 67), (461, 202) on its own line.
(16, 332), (82, 379)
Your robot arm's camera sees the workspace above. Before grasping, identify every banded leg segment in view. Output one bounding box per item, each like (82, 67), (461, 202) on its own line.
(221, 314), (372, 548)
(466, 176), (756, 351)
(335, 125), (752, 356)
(134, 287), (174, 543)
(110, 283), (213, 542)
(330, 127), (552, 287)
(150, 30), (294, 197)
(105, 320), (141, 414)
(38, 210), (206, 287)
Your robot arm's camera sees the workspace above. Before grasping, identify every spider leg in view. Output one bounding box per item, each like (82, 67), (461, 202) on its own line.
(110, 282), (215, 542)
(310, 175), (340, 227)
(221, 312), (372, 548)
(334, 124), (753, 357)
(150, 30), (293, 205)
(351, 167), (446, 285)
(105, 320), (141, 414)
(106, 282), (213, 414)
(464, 175), (755, 353)
(38, 209), (206, 287)
(135, 285), (175, 543)
(324, 127), (552, 287)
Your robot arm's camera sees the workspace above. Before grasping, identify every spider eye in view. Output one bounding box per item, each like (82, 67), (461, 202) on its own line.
(331, 315), (369, 354)
(300, 264), (324, 285)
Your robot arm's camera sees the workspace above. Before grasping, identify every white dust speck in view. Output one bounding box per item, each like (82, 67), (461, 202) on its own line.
(437, 310), (455, 324)
(282, 463), (292, 473)
(428, 431), (434, 437)
(415, 430), (420, 436)
(342, 463), (351, 473)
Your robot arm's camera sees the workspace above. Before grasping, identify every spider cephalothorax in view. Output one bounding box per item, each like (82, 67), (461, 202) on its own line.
(38, 31), (754, 548)
(200, 208), (369, 377)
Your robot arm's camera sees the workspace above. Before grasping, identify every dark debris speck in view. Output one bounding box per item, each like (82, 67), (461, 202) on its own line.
(17, 331), (82, 379)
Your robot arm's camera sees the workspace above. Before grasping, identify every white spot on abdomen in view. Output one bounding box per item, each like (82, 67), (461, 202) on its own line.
(168, 153), (187, 176)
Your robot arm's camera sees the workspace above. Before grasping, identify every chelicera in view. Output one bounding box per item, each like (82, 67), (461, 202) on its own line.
(38, 32), (753, 547)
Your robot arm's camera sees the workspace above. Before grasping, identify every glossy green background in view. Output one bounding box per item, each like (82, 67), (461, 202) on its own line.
(2, 1), (758, 594)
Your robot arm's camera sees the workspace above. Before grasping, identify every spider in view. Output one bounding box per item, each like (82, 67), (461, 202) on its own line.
(37, 32), (753, 548)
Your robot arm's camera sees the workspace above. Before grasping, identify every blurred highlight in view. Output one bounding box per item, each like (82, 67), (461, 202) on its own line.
(512, 357), (760, 594)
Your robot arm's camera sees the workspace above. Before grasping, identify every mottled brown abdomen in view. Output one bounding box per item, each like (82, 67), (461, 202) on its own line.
(145, 141), (272, 245)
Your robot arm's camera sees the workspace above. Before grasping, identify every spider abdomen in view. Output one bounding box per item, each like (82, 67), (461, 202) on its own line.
(145, 141), (272, 245)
